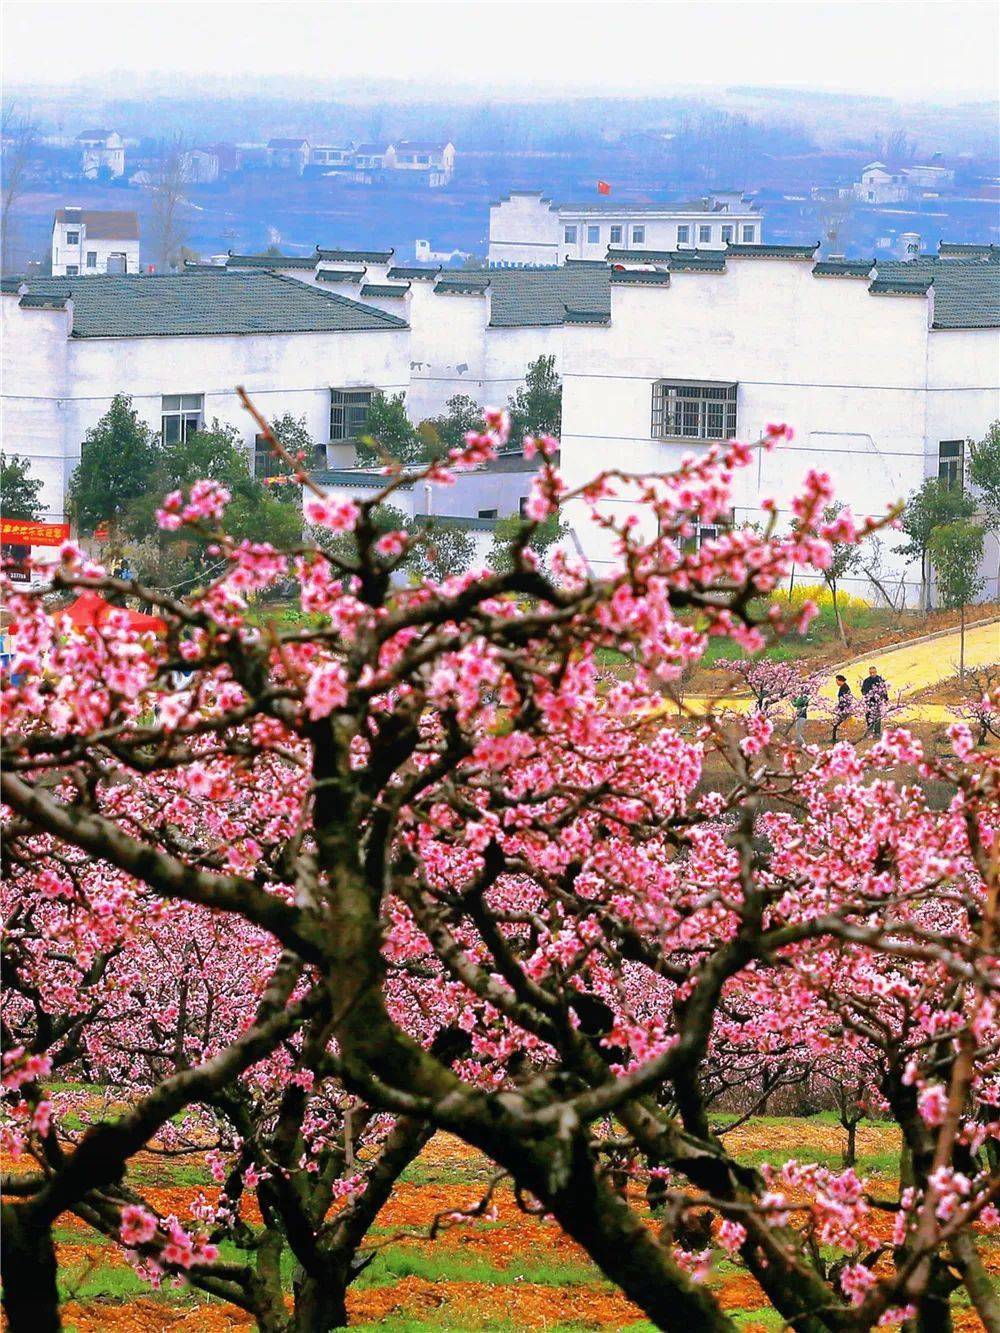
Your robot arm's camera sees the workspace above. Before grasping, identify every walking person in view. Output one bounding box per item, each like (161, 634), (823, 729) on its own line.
(791, 689), (809, 744)
(831, 674), (853, 742)
(860, 665), (887, 739)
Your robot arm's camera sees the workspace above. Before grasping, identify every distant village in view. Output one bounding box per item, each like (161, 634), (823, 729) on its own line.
(73, 128), (457, 187)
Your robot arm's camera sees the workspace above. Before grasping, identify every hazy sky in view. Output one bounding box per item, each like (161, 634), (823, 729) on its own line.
(4, 0), (999, 102)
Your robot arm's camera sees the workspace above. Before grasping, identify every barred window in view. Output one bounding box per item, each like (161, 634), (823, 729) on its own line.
(651, 381), (737, 441)
(330, 388), (373, 442)
(938, 439), (964, 489)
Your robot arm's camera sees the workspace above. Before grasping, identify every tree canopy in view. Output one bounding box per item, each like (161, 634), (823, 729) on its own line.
(0, 453), (44, 521)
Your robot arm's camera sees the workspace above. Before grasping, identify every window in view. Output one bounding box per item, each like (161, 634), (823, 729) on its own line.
(161, 394), (204, 445)
(938, 439), (964, 489)
(742, 225), (756, 243)
(330, 388), (373, 442)
(416, 154), (429, 165)
(564, 225), (577, 244)
(66, 231), (79, 245)
(587, 225), (600, 244)
(698, 225), (712, 244)
(609, 225), (623, 245)
(677, 225), (690, 245)
(65, 265), (79, 276)
(651, 381), (738, 441)
(721, 225), (734, 244)
(86, 251), (97, 268)
(478, 508), (498, 519)
(631, 225), (645, 244)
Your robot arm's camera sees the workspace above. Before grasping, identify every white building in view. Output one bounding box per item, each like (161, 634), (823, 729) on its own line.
(0, 270), (409, 527)
(77, 129), (125, 180)
(51, 209), (140, 277)
(311, 144), (354, 169)
(391, 141), (456, 187)
(554, 246), (1000, 602)
(181, 149), (220, 184)
(488, 191), (762, 267)
(850, 161), (957, 204)
(266, 138), (311, 174)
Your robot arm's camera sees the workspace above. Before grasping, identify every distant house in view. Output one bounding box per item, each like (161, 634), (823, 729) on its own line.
(51, 207), (139, 275)
(266, 138), (311, 174)
(850, 160), (956, 204)
(77, 129), (125, 180)
(352, 143), (393, 174)
(391, 140), (456, 186)
(311, 144), (354, 169)
(181, 149), (220, 184)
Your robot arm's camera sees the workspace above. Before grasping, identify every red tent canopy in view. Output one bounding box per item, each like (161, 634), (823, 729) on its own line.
(61, 591), (166, 635)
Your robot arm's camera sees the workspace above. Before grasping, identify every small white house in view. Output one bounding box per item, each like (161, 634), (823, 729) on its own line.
(266, 138), (311, 174)
(488, 191), (762, 267)
(77, 129), (125, 180)
(181, 149), (220, 184)
(51, 208), (140, 276)
(311, 144), (354, 169)
(391, 141), (456, 187)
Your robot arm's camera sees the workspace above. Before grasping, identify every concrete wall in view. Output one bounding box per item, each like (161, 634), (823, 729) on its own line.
(52, 223), (140, 276)
(488, 195), (561, 267)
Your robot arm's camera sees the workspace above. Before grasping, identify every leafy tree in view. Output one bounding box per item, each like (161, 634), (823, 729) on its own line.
(420, 394), (482, 455)
(968, 420), (1000, 599)
(356, 393), (426, 467)
(265, 412), (320, 497)
(409, 518), (475, 582)
(68, 394), (160, 536)
(928, 518), (985, 678)
(0, 453), (44, 521)
(487, 511), (566, 574)
(896, 477), (976, 610)
(507, 354), (562, 443)
(820, 502), (863, 646)
(126, 421), (301, 589)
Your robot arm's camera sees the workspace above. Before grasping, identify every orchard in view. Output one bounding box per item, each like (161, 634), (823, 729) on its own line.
(2, 405), (998, 1332)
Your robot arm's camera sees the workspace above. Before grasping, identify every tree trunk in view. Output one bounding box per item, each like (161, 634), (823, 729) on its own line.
(842, 1119), (857, 1168)
(1, 1203), (60, 1333)
(290, 1269), (349, 1332)
(831, 584), (849, 647)
(959, 602), (966, 681)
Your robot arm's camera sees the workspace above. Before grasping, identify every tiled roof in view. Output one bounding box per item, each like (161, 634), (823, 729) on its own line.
(77, 129), (114, 141)
(54, 209), (139, 240)
(486, 268), (610, 328)
(937, 242), (1000, 260)
(563, 306), (611, 325)
(812, 260), (874, 278)
(311, 468), (416, 490)
(609, 270), (671, 285)
(876, 257), (1000, 328)
(387, 266), (441, 280)
(226, 253), (317, 269)
(868, 277), (933, 297)
(268, 138), (308, 149)
(316, 247), (393, 263)
(434, 275), (490, 295)
(667, 253), (727, 272)
(607, 248), (675, 263)
(726, 243), (819, 258)
(316, 268), (365, 283)
(360, 283), (410, 298)
(395, 140), (452, 151)
(10, 271), (407, 338)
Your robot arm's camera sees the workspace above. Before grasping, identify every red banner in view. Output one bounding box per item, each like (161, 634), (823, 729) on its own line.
(597, 180), (611, 195)
(1, 519), (70, 547)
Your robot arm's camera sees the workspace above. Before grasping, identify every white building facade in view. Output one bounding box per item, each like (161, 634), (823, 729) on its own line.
(78, 130), (125, 179)
(488, 192), (762, 267)
(51, 209), (140, 277)
(556, 248), (1000, 602)
(0, 271), (409, 527)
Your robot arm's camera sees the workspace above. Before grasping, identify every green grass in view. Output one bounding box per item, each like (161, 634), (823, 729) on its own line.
(356, 1246), (604, 1290)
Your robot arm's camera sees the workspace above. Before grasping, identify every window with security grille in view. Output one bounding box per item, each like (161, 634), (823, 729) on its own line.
(161, 394), (204, 445)
(609, 225), (623, 245)
(330, 388), (373, 442)
(938, 439), (964, 489)
(651, 381), (738, 441)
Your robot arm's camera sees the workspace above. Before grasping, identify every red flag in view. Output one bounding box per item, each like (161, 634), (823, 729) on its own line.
(597, 180), (611, 195)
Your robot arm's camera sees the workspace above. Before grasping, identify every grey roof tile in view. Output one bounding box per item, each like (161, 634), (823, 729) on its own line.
(10, 271), (407, 338)
(387, 266), (441, 280)
(876, 258), (1000, 328)
(226, 253), (317, 269)
(316, 247), (393, 263)
(486, 268), (611, 327)
(360, 283), (410, 298)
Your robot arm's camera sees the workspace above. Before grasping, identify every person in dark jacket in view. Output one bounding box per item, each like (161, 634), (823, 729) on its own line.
(791, 690), (809, 744)
(831, 675), (854, 742)
(860, 665), (888, 739)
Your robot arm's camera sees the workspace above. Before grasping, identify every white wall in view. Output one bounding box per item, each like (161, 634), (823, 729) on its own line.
(406, 286), (488, 422)
(488, 195), (561, 267)
(52, 223), (140, 276)
(558, 261), (1000, 602)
